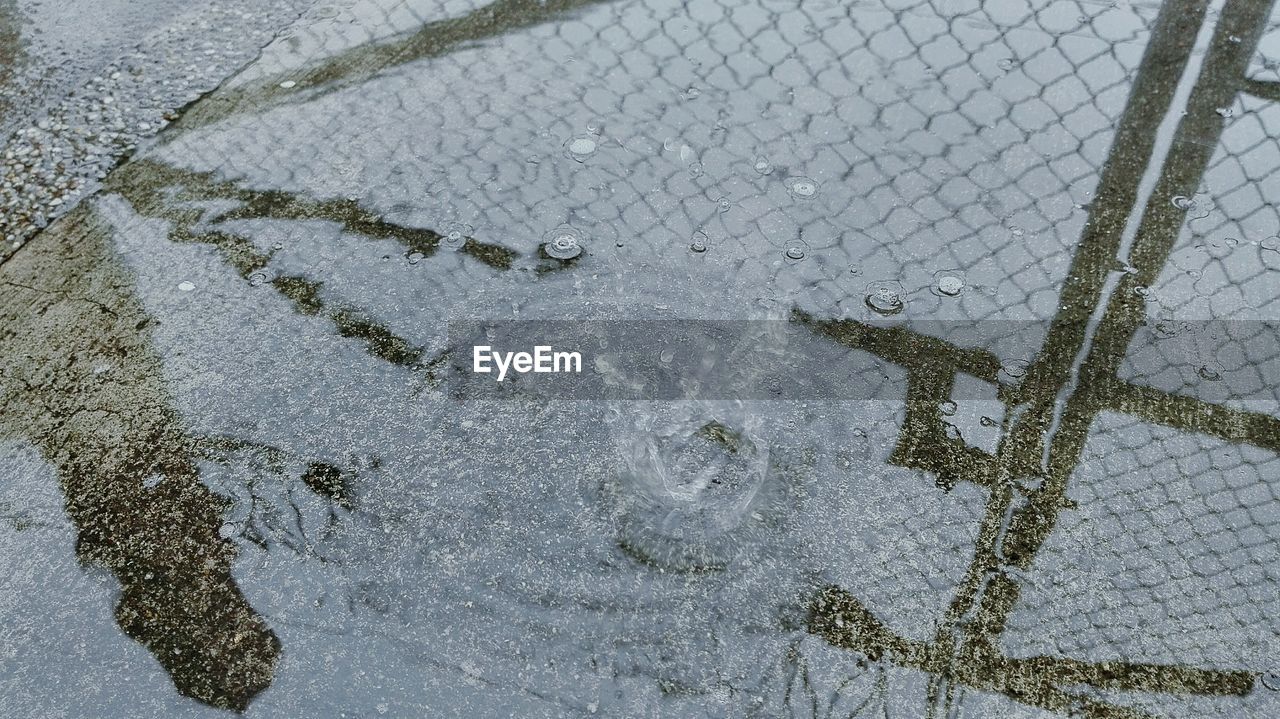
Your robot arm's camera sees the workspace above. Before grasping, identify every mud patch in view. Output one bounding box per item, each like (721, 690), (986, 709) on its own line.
(0, 203), (280, 710)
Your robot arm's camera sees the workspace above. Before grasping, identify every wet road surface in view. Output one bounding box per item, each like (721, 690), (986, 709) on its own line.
(4, 0), (1280, 717)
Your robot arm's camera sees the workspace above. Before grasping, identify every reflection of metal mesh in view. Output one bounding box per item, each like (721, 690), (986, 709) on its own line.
(148, 0), (1166, 328)
(75, 0), (1280, 715)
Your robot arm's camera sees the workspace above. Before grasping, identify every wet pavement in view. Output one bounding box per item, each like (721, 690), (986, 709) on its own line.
(4, 0), (1280, 717)
(0, 0), (314, 254)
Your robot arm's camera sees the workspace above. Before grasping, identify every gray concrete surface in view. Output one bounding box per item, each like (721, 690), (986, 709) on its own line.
(0, 0), (317, 254)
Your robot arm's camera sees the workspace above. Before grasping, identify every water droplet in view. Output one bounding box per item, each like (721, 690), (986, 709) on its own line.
(564, 135), (598, 161)
(690, 232), (708, 253)
(996, 58), (1016, 71)
(610, 405), (773, 571)
(753, 156), (773, 175)
(1171, 195), (1194, 210)
(682, 86), (701, 100)
(933, 270), (966, 297)
(1009, 225), (1025, 238)
(406, 252), (424, 265)
(1215, 106), (1233, 118)
(1134, 286), (1151, 298)
(785, 246), (806, 260)
(848, 265), (862, 276)
(1262, 671), (1280, 691)
(939, 400), (957, 416)
(787, 176), (819, 199)
(999, 359), (1029, 382)
(441, 221), (470, 249)
(1228, 34), (1242, 44)
(1198, 365), (1222, 381)
(979, 416), (998, 427)
(248, 271), (269, 286)
(659, 350), (675, 363)
(177, 281), (195, 292)
(865, 280), (905, 315)
(717, 197), (732, 213)
(543, 225), (584, 260)
(688, 162), (705, 178)
(272, 242), (285, 251)
(278, 80), (297, 89)
(585, 117), (604, 134)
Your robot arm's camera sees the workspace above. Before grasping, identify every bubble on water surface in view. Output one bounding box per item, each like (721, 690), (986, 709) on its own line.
(689, 232), (708, 253)
(441, 221), (470, 249)
(787, 176), (819, 199)
(248, 271), (269, 286)
(543, 225), (585, 260)
(1262, 671), (1280, 691)
(564, 135), (598, 161)
(932, 270), (966, 296)
(753, 156), (773, 175)
(177, 281), (195, 292)
(999, 359), (1030, 383)
(864, 280), (905, 315)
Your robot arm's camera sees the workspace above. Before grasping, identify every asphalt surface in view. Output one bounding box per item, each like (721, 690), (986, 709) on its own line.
(0, 0), (315, 254)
